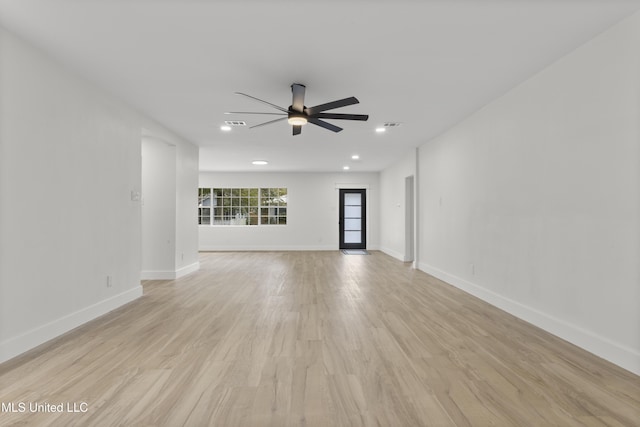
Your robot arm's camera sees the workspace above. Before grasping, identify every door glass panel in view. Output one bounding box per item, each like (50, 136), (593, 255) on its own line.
(344, 206), (361, 218)
(344, 231), (362, 243)
(344, 219), (361, 231)
(344, 193), (361, 205)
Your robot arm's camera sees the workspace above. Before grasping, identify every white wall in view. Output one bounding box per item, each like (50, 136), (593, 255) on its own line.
(379, 149), (416, 261)
(0, 27), (199, 363)
(416, 12), (640, 374)
(199, 172), (380, 251)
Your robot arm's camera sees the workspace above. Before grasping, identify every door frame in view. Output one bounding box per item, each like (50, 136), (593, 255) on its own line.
(338, 188), (367, 250)
(404, 175), (415, 262)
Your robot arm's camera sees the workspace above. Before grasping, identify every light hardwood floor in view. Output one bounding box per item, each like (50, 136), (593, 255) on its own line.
(1, 251), (639, 426)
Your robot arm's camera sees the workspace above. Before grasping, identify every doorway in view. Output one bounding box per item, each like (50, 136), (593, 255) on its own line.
(339, 188), (367, 249)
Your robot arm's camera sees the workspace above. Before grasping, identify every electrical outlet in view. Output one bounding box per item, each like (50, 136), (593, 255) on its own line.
(106, 275), (112, 288)
(470, 264), (475, 275)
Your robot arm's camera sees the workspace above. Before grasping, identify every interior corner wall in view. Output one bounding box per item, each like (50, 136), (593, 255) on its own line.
(0, 26), (199, 364)
(141, 136), (199, 280)
(416, 12), (640, 375)
(175, 141), (200, 277)
(379, 149), (417, 261)
(198, 172), (380, 251)
(141, 138), (177, 278)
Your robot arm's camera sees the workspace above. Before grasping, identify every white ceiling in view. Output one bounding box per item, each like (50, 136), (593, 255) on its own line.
(1, 0), (639, 172)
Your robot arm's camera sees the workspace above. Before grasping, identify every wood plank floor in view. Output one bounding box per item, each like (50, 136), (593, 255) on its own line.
(1, 251), (639, 426)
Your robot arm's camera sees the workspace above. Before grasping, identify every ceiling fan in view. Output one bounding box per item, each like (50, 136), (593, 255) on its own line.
(226, 83), (369, 136)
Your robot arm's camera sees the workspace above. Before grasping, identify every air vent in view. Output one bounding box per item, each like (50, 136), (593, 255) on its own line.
(224, 120), (247, 126)
(383, 122), (401, 127)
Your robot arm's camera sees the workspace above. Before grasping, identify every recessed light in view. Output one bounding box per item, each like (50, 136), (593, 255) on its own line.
(220, 125), (232, 131)
(343, 166), (350, 170)
(252, 160), (268, 165)
(351, 154), (360, 160)
(375, 127), (386, 133)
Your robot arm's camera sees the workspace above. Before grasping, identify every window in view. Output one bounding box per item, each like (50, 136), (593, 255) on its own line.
(198, 188), (211, 225)
(198, 187), (287, 226)
(260, 188), (288, 225)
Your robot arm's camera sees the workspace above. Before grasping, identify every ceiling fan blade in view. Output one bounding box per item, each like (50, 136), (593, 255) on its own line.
(305, 96), (359, 115)
(249, 117), (287, 129)
(308, 118), (343, 133)
(310, 113), (369, 121)
(291, 84), (306, 112)
(225, 111), (286, 115)
(293, 125), (302, 136)
(235, 92), (288, 113)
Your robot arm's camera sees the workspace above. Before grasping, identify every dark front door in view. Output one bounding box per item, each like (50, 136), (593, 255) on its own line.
(339, 189), (366, 249)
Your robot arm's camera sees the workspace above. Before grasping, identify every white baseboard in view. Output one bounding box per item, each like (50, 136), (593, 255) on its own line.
(379, 246), (405, 262)
(140, 270), (175, 280)
(140, 262), (200, 280)
(419, 262), (640, 376)
(175, 262), (199, 279)
(199, 245), (337, 252)
(0, 286), (142, 364)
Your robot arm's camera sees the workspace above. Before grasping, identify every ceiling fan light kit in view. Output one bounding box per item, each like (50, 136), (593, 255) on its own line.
(228, 83), (369, 136)
(287, 114), (308, 126)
